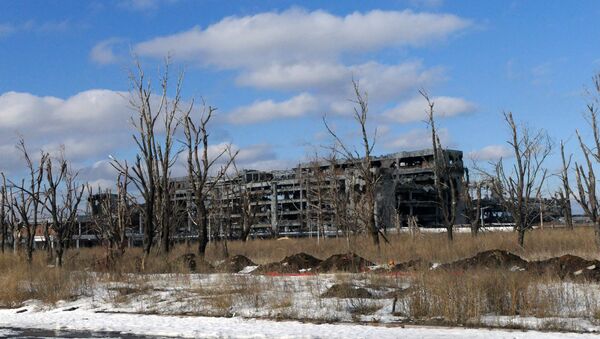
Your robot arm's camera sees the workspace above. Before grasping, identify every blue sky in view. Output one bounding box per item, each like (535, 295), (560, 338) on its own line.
(1, 0), (600, 190)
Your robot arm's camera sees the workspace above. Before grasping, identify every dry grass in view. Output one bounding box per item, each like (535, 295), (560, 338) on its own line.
(0, 253), (95, 307)
(0, 226), (598, 316)
(209, 226), (600, 265)
(398, 269), (600, 324)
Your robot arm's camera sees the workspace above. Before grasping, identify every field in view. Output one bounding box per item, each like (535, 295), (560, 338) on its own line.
(1, 227), (600, 338)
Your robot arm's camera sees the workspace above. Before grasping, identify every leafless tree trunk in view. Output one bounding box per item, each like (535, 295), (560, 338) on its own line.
(323, 80), (380, 247)
(88, 167), (132, 266)
(11, 138), (48, 264)
(559, 140), (573, 230)
(462, 168), (482, 236)
(43, 153), (85, 267)
(572, 74), (600, 246)
(112, 61), (182, 268)
(182, 103), (237, 259)
(229, 161), (258, 242)
(483, 112), (551, 248)
(0, 173), (7, 253)
(421, 90), (459, 241)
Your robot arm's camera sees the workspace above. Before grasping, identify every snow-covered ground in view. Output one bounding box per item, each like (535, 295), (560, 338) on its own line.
(0, 307), (597, 338)
(1, 271), (599, 338)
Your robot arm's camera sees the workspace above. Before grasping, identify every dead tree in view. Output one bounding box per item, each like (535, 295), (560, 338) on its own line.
(422, 90), (459, 241)
(112, 61), (183, 268)
(0, 173), (7, 253)
(10, 138), (48, 263)
(43, 154), (85, 267)
(558, 140), (573, 229)
(462, 168), (482, 236)
(182, 103), (237, 258)
(88, 167), (132, 265)
(323, 80), (381, 246)
(485, 112), (551, 248)
(229, 160), (258, 242)
(572, 75), (600, 246)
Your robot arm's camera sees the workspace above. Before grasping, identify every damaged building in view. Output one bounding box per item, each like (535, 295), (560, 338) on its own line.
(171, 148), (466, 238)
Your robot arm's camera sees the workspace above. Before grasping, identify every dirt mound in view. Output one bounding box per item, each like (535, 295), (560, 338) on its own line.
(391, 259), (429, 272)
(215, 255), (256, 273)
(440, 250), (527, 271)
(321, 283), (373, 298)
(255, 252), (322, 274)
(281, 252), (322, 271)
(528, 255), (600, 279)
(177, 253), (214, 273)
(318, 253), (374, 273)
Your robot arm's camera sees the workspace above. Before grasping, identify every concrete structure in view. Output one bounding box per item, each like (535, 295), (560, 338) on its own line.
(171, 149), (466, 239)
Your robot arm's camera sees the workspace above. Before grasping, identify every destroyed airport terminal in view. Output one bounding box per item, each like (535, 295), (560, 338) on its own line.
(168, 148), (564, 240)
(27, 148), (566, 248)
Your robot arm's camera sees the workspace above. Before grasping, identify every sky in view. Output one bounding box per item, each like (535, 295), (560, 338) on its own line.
(1, 0), (600, 192)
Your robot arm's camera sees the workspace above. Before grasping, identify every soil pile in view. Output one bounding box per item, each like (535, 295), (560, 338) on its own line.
(178, 253), (214, 273)
(281, 252), (322, 271)
(321, 283), (373, 298)
(256, 253), (322, 274)
(440, 250), (527, 271)
(391, 259), (429, 272)
(318, 253), (374, 273)
(215, 255), (256, 273)
(528, 254), (600, 279)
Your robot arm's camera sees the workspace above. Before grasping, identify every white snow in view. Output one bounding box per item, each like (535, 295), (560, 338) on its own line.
(238, 265), (259, 274)
(0, 308), (596, 338)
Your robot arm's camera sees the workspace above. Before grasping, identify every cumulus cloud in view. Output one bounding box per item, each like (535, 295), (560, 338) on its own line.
(0, 23), (15, 37)
(0, 90), (131, 175)
(467, 145), (513, 161)
(227, 93), (318, 124)
(237, 61), (443, 100)
(0, 20), (71, 38)
(383, 95), (476, 123)
(90, 38), (125, 65)
(134, 9), (470, 68)
(385, 128), (449, 150)
(117, 0), (178, 12)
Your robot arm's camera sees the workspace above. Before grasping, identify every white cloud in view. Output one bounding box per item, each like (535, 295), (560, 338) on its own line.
(90, 38), (125, 65)
(385, 128), (449, 150)
(0, 23), (15, 37)
(227, 93), (318, 124)
(134, 8), (471, 68)
(236, 62), (348, 91)
(117, 0), (178, 12)
(237, 61), (443, 101)
(467, 145), (513, 161)
(383, 95), (476, 123)
(0, 90), (131, 174)
(0, 20), (71, 37)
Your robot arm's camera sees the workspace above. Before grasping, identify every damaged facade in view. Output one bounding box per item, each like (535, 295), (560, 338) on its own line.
(171, 148), (466, 238)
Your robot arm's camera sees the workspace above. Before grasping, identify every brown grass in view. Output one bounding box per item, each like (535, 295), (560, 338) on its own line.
(211, 226), (600, 265)
(0, 226), (598, 313)
(400, 268), (600, 324)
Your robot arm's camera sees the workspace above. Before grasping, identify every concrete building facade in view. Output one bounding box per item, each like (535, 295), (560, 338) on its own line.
(171, 148), (466, 239)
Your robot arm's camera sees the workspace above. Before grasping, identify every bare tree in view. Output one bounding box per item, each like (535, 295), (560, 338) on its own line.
(422, 90), (459, 241)
(462, 168), (482, 236)
(484, 112), (551, 248)
(558, 140), (573, 230)
(88, 167), (133, 266)
(10, 138), (48, 263)
(182, 103), (237, 258)
(43, 153), (86, 267)
(229, 161), (258, 242)
(0, 173), (7, 253)
(112, 61), (184, 269)
(323, 80), (381, 246)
